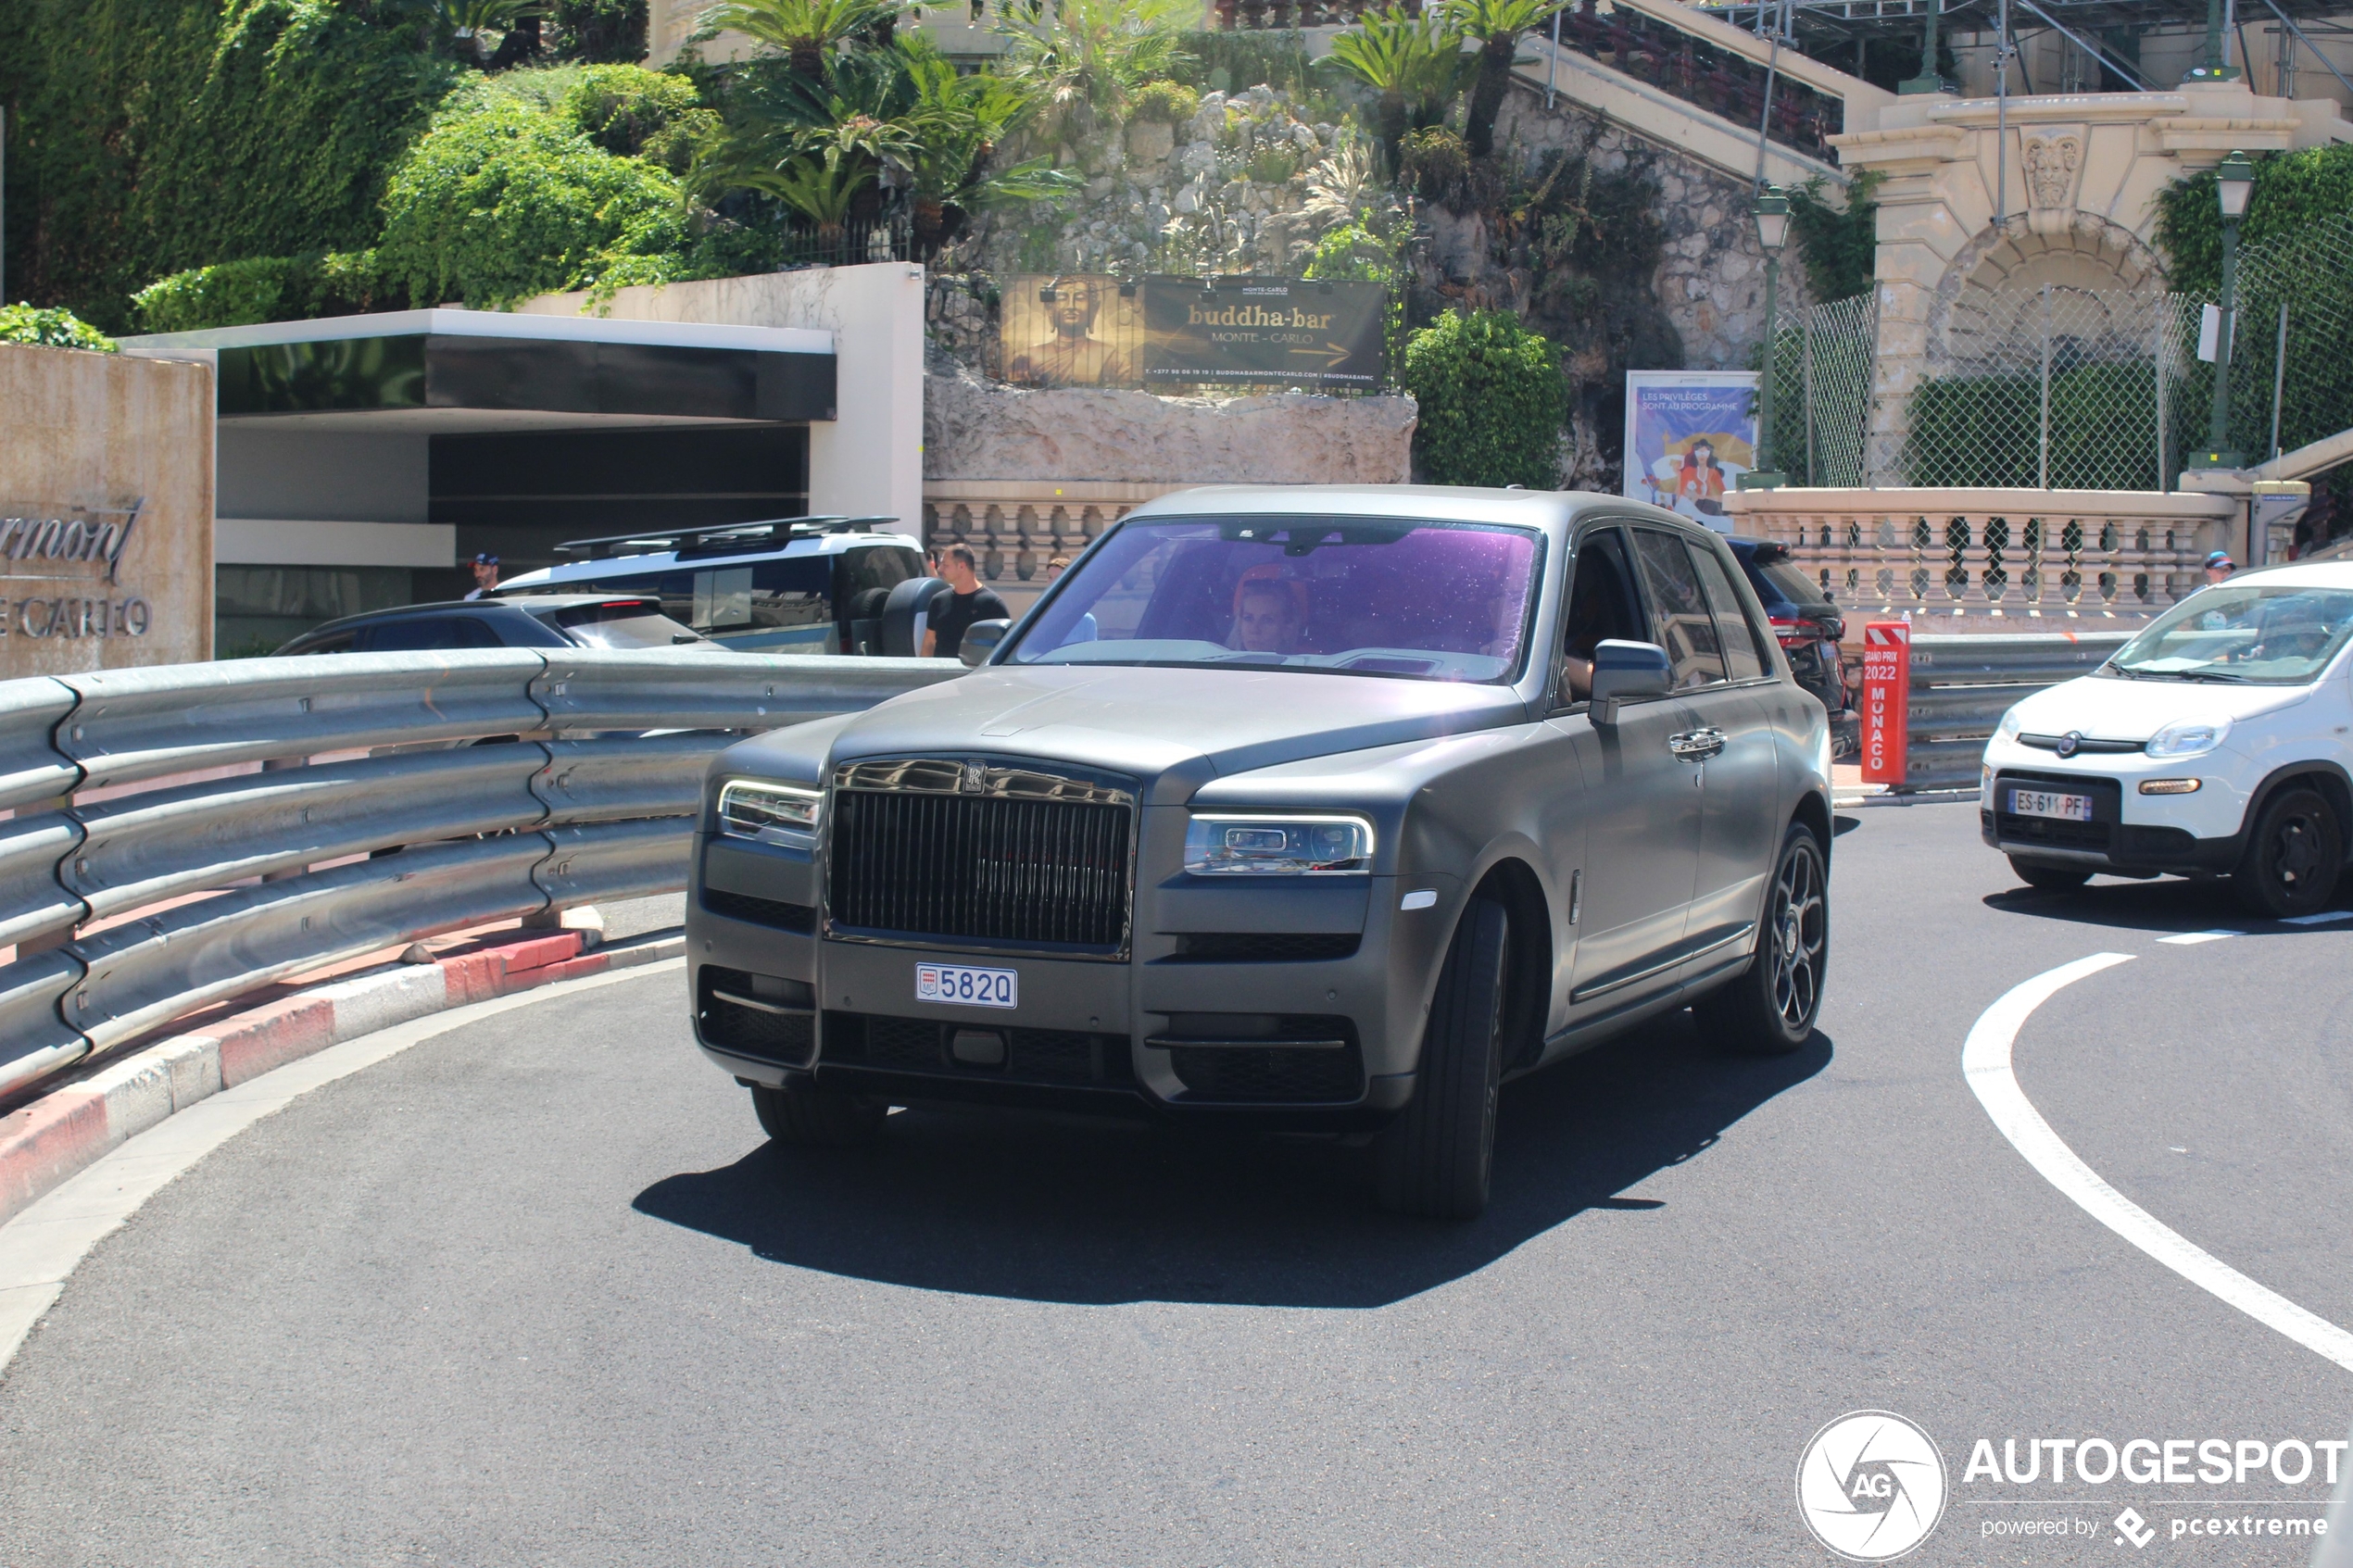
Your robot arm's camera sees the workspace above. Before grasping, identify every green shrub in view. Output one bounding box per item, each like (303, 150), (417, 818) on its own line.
(1905, 363), (2166, 489)
(374, 100), (691, 308)
(1128, 78), (1202, 123)
(2155, 144), (2353, 297)
(131, 251), (395, 333)
(1172, 28), (1317, 97)
(0, 306), (119, 353)
(560, 63), (718, 169)
(1246, 144), (1302, 184)
(1786, 169), (1881, 304)
(1403, 308), (1567, 488)
(0, 0), (461, 332)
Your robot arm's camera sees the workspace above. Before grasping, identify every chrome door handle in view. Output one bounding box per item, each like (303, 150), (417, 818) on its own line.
(1667, 728), (1726, 760)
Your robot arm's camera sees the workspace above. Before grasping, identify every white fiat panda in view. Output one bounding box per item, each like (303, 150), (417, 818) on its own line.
(1980, 561), (2353, 916)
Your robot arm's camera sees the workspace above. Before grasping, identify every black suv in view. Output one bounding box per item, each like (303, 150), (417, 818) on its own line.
(273, 595), (717, 656)
(1728, 538), (1845, 717)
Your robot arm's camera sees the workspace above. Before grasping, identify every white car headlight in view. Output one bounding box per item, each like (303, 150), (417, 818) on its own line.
(1184, 814), (1373, 876)
(717, 779), (823, 843)
(1996, 708), (2023, 742)
(2145, 716), (2233, 759)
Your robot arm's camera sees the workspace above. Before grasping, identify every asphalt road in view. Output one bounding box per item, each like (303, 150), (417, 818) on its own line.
(2, 802), (2349, 1567)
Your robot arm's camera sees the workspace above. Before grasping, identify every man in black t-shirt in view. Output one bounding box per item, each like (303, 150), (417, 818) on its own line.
(922, 542), (1011, 659)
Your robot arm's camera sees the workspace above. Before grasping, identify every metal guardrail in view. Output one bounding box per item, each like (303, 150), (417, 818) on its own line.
(1898, 632), (2131, 791)
(0, 648), (958, 1103)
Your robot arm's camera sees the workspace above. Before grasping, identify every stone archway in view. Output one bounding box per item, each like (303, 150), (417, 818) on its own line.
(1929, 215), (2169, 375)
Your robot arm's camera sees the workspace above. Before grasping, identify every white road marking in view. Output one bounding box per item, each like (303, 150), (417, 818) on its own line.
(2282, 909), (2353, 926)
(0, 960), (684, 1376)
(1963, 951), (2353, 1374)
(2157, 930), (2238, 945)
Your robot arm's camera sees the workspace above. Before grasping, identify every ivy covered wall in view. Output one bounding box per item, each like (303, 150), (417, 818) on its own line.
(0, 0), (462, 332)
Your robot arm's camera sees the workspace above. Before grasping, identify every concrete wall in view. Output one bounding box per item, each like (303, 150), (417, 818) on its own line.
(0, 343), (212, 676)
(518, 265), (926, 536)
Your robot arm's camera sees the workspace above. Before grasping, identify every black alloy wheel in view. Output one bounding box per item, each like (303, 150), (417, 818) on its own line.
(1695, 822), (1828, 1055)
(1376, 897), (1510, 1221)
(2233, 786), (2344, 919)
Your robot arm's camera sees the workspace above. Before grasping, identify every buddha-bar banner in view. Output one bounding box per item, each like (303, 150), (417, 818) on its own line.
(1139, 276), (1386, 389)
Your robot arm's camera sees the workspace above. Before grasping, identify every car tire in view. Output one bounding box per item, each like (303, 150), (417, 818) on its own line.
(750, 1083), (886, 1148)
(2008, 856), (2091, 891)
(1376, 897), (1508, 1221)
(2233, 786), (2344, 919)
(1694, 822), (1828, 1055)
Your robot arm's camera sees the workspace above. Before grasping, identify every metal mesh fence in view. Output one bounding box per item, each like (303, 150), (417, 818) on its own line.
(1749, 216), (2353, 495)
(2187, 211), (2353, 466)
(1762, 292), (1876, 486)
(1866, 286), (2197, 491)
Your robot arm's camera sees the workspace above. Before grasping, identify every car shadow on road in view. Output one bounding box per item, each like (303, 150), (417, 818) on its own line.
(1983, 875), (2353, 934)
(632, 1015), (1831, 1309)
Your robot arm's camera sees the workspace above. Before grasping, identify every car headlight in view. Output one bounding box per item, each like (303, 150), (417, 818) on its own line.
(2145, 716), (2232, 759)
(1183, 814), (1373, 875)
(1996, 708), (2023, 742)
(717, 779), (822, 843)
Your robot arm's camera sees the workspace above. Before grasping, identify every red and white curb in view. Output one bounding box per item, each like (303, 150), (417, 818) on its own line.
(0, 929), (682, 1235)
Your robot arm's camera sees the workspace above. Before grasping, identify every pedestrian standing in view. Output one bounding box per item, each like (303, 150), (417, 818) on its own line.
(462, 553), (500, 599)
(922, 543), (1010, 659)
(2205, 550), (2235, 587)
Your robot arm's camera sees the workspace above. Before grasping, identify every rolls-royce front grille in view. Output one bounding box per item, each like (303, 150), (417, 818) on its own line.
(827, 787), (1133, 951)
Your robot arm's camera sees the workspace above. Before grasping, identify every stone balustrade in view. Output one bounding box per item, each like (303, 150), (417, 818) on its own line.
(920, 481), (1196, 585)
(1722, 487), (2238, 625)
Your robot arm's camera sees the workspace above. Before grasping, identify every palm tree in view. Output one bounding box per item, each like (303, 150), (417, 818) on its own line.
(997, 0), (1196, 146)
(1444, 0), (1564, 157)
(895, 34), (1075, 248)
(700, 0), (906, 79)
(1324, 6), (1471, 171)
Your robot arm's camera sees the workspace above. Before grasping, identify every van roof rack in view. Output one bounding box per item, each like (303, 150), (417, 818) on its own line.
(553, 515), (900, 560)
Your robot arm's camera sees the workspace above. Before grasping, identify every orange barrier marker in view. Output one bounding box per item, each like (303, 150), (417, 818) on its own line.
(1859, 621), (1911, 786)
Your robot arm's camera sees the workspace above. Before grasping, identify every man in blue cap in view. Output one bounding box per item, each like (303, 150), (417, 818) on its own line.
(2205, 550), (2235, 586)
(463, 552), (500, 599)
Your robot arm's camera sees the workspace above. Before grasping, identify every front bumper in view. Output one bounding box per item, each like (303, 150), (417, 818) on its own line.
(686, 832), (1445, 1130)
(1980, 758), (2247, 875)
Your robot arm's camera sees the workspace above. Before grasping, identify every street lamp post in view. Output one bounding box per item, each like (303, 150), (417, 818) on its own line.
(1899, 0), (1957, 94)
(2183, 0), (2243, 81)
(1742, 185), (1792, 492)
(2191, 151), (2256, 472)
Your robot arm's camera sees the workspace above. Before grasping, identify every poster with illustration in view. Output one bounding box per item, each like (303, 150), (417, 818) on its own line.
(1621, 371), (1760, 530)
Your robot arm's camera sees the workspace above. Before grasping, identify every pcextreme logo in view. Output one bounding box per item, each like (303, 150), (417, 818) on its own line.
(1797, 1411), (1951, 1562)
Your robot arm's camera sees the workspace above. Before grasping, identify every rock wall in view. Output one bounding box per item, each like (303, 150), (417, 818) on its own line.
(925, 368), (1416, 486)
(1497, 89), (1818, 375)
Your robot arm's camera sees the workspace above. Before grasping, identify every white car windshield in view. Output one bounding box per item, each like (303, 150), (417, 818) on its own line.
(1003, 517), (1543, 684)
(2107, 582), (2353, 684)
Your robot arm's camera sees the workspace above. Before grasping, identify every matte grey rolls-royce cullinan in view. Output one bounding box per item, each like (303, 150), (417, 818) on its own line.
(686, 487), (1834, 1218)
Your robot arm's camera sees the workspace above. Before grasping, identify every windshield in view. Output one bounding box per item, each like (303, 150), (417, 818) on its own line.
(1002, 517), (1543, 683)
(2108, 582), (2353, 684)
(540, 600), (716, 650)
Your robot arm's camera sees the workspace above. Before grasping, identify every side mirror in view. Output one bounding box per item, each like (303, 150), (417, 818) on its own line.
(1588, 638), (1672, 724)
(960, 619), (1012, 668)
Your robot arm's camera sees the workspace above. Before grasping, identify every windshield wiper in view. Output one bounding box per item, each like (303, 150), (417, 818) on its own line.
(2101, 663), (2143, 679)
(2173, 670), (2250, 683)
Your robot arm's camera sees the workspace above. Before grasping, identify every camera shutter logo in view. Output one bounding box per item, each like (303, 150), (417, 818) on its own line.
(1795, 1411), (1948, 1561)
